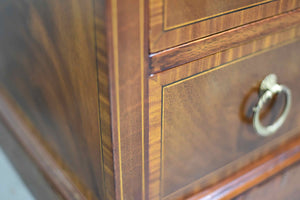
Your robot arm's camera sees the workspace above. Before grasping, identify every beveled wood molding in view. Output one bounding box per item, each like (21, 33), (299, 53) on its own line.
(0, 89), (87, 200)
(150, 8), (300, 74)
(187, 136), (300, 200)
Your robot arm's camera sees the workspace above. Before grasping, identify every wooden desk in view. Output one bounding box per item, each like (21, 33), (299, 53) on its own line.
(0, 0), (300, 199)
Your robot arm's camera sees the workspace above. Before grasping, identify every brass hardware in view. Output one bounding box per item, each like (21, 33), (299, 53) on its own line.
(253, 74), (291, 137)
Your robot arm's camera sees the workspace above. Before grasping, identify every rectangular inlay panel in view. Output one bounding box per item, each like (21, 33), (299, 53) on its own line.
(148, 40), (300, 199)
(164, 0), (273, 30)
(150, 0), (300, 52)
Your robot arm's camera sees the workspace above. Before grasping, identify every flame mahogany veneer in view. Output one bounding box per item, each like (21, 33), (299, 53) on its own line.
(0, 0), (300, 199)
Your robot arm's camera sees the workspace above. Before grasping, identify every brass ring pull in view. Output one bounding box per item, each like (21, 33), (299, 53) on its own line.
(253, 74), (291, 137)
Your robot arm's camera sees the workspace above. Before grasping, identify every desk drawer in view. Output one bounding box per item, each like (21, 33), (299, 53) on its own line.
(150, 0), (300, 52)
(148, 40), (300, 199)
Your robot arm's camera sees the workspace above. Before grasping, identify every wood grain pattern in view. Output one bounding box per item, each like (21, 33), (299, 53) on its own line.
(95, 0), (115, 199)
(105, 0), (149, 199)
(162, 41), (300, 199)
(0, 0), (103, 199)
(148, 28), (300, 200)
(150, 0), (300, 52)
(0, 89), (86, 200)
(188, 136), (300, 200)
(150, 9), (300, 74)
(2, 1), (300, 200)
(148, 39), (300, 200)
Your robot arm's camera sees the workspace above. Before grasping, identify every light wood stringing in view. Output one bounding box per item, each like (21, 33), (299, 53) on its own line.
(150, 0), (300, 52)
(148, 27), (300, 200)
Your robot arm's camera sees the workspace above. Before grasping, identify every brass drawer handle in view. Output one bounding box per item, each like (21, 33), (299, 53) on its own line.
(253, 74), (291, 137)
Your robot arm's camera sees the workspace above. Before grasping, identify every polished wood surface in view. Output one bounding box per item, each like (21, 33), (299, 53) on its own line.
(234, 162), (300, 200)
(188, 136), (300, 200)
(0, 0), (103, 199)
(164, 0), (270, 30)
(149, 40), (300, 200)
(148, 29), (300, 199)
(95, 0), (115, 199)
(150, 0), (300, 52)
(0, 90), (85, 200)
(105, 0), (149, 199)
(2, 0), (300, 199)
(0, 0), (150, 199)
(150, 9), (300, 74)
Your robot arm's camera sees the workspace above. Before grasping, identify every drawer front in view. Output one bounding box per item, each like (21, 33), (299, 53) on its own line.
(148, 40), (300, 200)
(164, 0), (271, 30)
(234, 161), (300, 200)
(150, 0), (300, 52)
